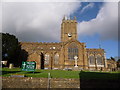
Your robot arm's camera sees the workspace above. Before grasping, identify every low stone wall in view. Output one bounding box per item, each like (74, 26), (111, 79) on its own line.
(2, 77), (120, 89)
(2, 77), (80, 88)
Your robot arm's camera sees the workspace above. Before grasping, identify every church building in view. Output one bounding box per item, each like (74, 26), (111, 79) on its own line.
(20, 17), (107, 71)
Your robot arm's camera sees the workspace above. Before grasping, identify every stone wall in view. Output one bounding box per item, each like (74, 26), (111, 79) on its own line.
(2, 77), (119, 89)
(2, 77), (80, 88)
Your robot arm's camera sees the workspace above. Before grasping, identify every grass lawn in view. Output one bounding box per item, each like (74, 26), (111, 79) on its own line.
(1, 68), (80, 78)
(1, 68), (120, 79)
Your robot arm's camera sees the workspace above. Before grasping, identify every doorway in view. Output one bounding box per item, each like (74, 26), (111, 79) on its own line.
(41, 53), (44, 69)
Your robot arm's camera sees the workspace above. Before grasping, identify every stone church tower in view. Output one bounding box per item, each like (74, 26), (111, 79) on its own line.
(61, 16), (77, 42)
(20, 16), (107, 71)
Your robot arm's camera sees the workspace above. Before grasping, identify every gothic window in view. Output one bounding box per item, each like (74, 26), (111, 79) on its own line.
(89, 55), (95, 65)
(107, 64), (111, 68)
(54, 53), (59, 65)
(68, 43), (78, 60)
(44, 53), (49, 65)
(96, 55), (103, 65)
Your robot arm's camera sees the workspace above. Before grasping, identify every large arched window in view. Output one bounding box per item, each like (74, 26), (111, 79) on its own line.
(96, 55), (103, 65)
(44, 53), (49, 65)
(68, 43), (78, 60)
(54, 53), (59, 65)
(89, 55), (95, 65)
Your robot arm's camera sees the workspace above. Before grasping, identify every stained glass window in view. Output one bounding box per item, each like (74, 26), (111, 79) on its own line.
(89, 55), (95, 65)
(96, 55), (103, 65)
(54, 53), (59, 65)
(44, 54), (49, 65)
(68, 43), (78, 60)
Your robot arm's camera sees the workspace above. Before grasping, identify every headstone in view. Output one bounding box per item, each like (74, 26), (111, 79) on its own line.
(11, 74), (24, 77)
(9, 63), (13, 69)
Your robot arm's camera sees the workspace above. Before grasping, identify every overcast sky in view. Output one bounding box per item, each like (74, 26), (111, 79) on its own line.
(2, 2), (80, 42)
(1, 0), (119, 58)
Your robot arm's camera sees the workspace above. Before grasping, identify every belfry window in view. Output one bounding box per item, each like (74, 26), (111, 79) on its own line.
(54, 53), (59, 65)
(96, 55), (103, 65)
(68, 43), (78, 60)
(45, 53), (49, 65)
(89, 55), (95, 65)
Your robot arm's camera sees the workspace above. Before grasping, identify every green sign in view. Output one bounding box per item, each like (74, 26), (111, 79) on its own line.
(21, 61), (36, 71)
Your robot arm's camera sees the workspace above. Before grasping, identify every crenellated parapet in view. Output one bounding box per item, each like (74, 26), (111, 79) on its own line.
(86, 48), (104, 50)
(86, 48), (105, 57)
(20, 41), (62, 54)
(20, 41), (61, 45)
(62, 16), (77, 23)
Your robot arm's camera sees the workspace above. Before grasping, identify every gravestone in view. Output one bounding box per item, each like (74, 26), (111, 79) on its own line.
(9, 63), (14, 69)
(11, 74), (24, 77)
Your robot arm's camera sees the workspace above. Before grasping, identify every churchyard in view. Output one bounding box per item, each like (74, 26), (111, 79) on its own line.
(1, 67), (120, 79)
(2, 67), (120, 88)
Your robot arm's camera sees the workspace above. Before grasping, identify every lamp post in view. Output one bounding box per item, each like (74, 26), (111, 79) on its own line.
(74, 56), (78, 67)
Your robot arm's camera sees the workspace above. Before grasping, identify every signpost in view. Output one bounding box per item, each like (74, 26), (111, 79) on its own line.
(21, 61), (36, 72)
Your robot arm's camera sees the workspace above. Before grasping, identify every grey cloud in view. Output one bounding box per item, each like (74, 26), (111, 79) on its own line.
(118, 2), (120, 41)
(2, 2), (80, 42)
